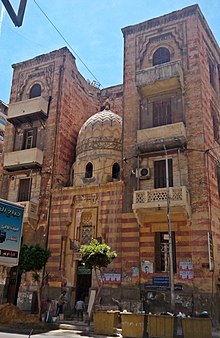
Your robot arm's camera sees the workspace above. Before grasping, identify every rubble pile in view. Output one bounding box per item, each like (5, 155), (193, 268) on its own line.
(0, 303), (39, 324)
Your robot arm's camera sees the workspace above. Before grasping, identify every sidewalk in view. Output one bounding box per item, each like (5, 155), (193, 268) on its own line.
(59, 318), (220, 338)
(60, 319), (90, 332)
(212, 329), (220, 338)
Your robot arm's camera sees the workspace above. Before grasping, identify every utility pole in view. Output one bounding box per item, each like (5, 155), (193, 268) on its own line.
(163, 143), (175, 312)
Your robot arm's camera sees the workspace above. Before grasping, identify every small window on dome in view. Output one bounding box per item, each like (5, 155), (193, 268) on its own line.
(112, 163), (120, 180)
(29, 84), (41, 98)
(153, 47), (170, 66)
(85, 162), (93, 178)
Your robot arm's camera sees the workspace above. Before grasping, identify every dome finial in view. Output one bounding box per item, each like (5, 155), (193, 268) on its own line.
(104, 99), (110, 110)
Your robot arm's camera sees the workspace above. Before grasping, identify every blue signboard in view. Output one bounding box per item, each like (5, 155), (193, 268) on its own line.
(144, 284), (183, 291)
(0, 199), (24, 266)
(153, 276), (169, 286)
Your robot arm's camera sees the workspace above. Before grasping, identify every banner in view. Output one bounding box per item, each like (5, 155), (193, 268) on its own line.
(0, 199), (24, 266)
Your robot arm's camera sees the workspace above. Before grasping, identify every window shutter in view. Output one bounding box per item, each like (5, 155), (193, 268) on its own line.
(18, 178), (32, 202)
(153, 99), (172, 127)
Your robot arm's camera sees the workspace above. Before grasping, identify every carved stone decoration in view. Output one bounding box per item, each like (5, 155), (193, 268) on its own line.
(81, 212), (93, 245)
(45, 64), (55, 93)
(122, 5), (198, 36)
(74, 194), (97, 206)
(136, 23), (186, 70)
(77, 137), (122, 155)
(16, 62), (55, 101)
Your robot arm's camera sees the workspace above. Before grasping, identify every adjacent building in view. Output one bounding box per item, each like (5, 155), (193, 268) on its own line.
(0, 100), (7, 157)
(1, 4), (220, 322)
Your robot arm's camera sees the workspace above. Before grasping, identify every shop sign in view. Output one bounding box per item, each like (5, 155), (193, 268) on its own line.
(78, 266), (91, 275)
(0, 199), (24, 267)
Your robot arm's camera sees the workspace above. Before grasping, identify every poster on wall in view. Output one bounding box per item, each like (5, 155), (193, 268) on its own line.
(102, 273), (121, 284)
(141, 261), (153, 273)
(179, 261), (193, 280)
(0, 199), (24, 267)
(132, 267), (139, 277)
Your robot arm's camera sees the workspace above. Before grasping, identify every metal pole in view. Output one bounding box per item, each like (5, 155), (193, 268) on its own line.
(163, 144), (175, 312)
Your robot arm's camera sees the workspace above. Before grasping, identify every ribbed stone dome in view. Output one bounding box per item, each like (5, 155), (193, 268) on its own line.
(76, 107), (122, 156)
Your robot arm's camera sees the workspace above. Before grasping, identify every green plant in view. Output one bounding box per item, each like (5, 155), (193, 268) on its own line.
(18, 244), (51, 318)
(80, 238), (117, 271)
(18, 244), (51, 274)
(80, 239), (117, 322)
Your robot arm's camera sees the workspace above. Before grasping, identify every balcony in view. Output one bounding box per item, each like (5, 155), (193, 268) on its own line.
(3, 148), (43, 171)
(137, 122), (187, 152)
(136, 60), (184, 96)
(7, 97), (48, 125)
(18, 201), (38, 221)
(132, 186), (191, 225)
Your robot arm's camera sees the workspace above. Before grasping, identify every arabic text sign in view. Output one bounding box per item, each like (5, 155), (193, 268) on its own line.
(0, 199), (24, 266)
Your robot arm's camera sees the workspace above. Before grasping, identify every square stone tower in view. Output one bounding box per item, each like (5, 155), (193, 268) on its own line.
(121, 4), (220, 319)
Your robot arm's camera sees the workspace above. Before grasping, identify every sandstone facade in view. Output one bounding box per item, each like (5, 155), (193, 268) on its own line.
(1, 5), (220, 322)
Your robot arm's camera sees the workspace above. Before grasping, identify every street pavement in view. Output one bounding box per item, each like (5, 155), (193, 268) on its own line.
(1, 319), (220, 337)
(49, 321), (220, 338)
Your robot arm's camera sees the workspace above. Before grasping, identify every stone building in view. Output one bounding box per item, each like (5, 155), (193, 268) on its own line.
(1, 4), (220, 322)
(0, 100), (7, 177)
(121, 4), (220, 320)
(0, 100), (7, 153)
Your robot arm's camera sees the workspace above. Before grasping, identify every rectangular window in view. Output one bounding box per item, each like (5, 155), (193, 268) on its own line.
(217, 166), (220, 198)
(80, 212), (95, 245)
(218, 64), (220, 94)
(155, 232), (176, 273)
(153, 99), (172, 127)
(209, 59), (215, 88)
(212, 110), (219, 143)
(154, 159), (173, 189)
(17, 178), (32, 202)
(22, 128), (37, 150)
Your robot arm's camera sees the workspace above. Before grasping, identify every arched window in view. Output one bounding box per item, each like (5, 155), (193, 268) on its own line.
(112, 163), (120, 180)
(29, 84), (41, 98)
(153, 47), (170, 66)
(85, 162), (93, 178)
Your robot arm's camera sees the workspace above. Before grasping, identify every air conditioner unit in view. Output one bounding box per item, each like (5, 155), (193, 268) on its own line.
(136, 167), (151, 179)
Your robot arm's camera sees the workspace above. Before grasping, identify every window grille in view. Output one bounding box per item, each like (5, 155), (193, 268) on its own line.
(155, 232), (176, 273)
(153, 47), (170, 66)
(29, 84), (41, 98)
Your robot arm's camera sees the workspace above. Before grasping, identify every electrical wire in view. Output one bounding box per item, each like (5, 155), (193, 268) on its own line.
(7, 145), (218, 178)
(33, 0), (103, 88)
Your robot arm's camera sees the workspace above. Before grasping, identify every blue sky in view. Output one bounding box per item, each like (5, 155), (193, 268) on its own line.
(0, 0), (219, 104)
